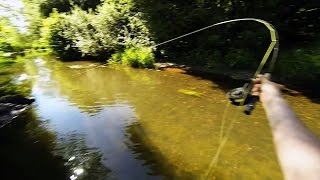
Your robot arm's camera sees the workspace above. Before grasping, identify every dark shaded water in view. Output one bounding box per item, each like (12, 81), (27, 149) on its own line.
(1, 55), (320, 179)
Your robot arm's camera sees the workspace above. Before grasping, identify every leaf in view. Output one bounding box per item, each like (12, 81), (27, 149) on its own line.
(178, 89), (202, 97)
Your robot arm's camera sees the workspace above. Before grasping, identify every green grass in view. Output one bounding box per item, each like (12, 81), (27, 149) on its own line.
(109, 47), (155, 68)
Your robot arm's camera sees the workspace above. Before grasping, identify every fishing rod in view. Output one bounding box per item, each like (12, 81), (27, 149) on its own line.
(154, 18), (280, 179)
(155, 18), (279, 115)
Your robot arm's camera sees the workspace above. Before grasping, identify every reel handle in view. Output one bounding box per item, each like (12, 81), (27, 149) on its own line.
(244, 73), (271, 115)
(244, 96), (259, 115)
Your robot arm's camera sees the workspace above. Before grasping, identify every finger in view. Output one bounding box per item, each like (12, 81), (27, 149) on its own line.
(264, 73), (271, 80)
(251, 84), (261, 93)
(251, 85), (261, 93)
(252, 77), (261, 84)
(256, 74), (264, 78)
(275, 83), (284, 89)
(253, 84), (261, 89)
(251, 91), (260, 96)
(260, 74), (271, 84)
(261, 77), (283, 89)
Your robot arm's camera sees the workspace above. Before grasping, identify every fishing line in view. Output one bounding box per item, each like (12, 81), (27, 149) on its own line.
(154, 18), (279, 179)
(203, 95), (246, 180)
(154, 18), (279, 75)
(219, 102), (231, 143)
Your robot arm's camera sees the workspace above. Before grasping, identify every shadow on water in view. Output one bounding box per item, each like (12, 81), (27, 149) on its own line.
(0, 110), (69, 180)
(184, 68), (247, 93)
(289, 83), (320, 104)
(183, 68), (320, 104)
(0, 109), (112, 180)
(126, 123), (197, 180)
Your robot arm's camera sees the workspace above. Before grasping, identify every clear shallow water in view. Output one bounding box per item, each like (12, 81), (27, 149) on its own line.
(15, 55), (320, 179)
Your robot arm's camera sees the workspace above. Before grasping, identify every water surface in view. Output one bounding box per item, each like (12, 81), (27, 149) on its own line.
(13, 55), (320, 179)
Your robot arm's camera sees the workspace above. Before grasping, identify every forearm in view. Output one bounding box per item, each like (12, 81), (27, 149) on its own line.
(263, 94), (320, 180)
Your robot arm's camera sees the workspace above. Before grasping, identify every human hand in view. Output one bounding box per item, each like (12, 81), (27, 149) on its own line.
(251, 74), (282, 104)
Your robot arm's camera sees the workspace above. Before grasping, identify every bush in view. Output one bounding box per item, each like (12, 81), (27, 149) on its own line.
(39, 9), (60, 47)
(39, 0), (154, 61)
(275, 45), (320, 85)
(225, 48), (256, 69)
(61, 8), (101, 56)
(0, 18), (28, 53)
(39, 9), (81, 59)
(110, 47), (155, 68)
(181, 49), (222, 67)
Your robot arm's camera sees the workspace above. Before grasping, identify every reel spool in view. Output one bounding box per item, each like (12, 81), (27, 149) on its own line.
(227, 86), (260, 115)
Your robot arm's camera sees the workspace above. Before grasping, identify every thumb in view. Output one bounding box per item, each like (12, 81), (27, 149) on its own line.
(260, 73), (284, 91)
(264, 73), (271, 80)
(260, 73), (271, 84)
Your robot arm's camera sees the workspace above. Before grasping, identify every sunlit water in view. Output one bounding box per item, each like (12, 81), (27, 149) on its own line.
(11, 56), (320, 179)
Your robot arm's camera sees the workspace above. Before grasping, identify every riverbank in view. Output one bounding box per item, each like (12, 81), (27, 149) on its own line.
(0, 56), (34, 128)
(154, 62), (303, 96)
(155, 62), (252, 80)
(0, 95), (35, 128)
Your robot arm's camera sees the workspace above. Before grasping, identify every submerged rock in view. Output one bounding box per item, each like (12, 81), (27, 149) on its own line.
(0, 95), (35, 104)
(154, 62), (187, 70)
(68, 64), (98, 69)
(0, 95), (35, 128)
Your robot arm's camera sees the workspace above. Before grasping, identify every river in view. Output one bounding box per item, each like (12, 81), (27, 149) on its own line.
(2, 55), (320, 180)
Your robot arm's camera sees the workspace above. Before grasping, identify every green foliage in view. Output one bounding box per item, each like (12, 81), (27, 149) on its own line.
(109, 52), (123, 64)
(182, 49), (222, 67)
(39, 0), (101, 17)
(39, 9), (60, 47)
(275, 44), (320, 85)
(207, 51), (222, 68)
(38, 9), (80, 59)
(225, 49), (256, 69)
(137, 0), (318, 69)
(110, 47), (155, 68)
(0, 18), (28, 53)
(38, 0), (154, 60)
(22, 0), (44, 42)
(18, 0), (320, 88)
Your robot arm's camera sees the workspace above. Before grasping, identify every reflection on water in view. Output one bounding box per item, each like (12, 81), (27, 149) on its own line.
(0, 111), (69, 180)
(55, 134), (111, 180)
(29, 57), (162, 179)
(19, 55), (320, 179)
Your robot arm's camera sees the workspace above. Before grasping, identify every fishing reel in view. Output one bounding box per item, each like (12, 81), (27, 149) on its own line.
(227, 86), (259, 115)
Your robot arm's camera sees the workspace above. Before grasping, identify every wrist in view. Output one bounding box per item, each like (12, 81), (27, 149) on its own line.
(260, 82), (281, 103)
(261, 89), (282, 106)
